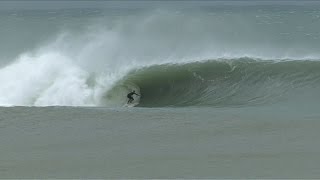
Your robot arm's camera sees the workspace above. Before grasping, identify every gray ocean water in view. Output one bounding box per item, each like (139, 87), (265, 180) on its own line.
(1, 0), (320, 178)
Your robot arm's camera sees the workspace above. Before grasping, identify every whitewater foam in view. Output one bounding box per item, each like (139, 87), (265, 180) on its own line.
(0, 52), (106, 106)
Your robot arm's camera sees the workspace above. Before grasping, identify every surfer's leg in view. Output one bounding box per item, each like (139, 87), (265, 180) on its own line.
(128, 98), (134, 103)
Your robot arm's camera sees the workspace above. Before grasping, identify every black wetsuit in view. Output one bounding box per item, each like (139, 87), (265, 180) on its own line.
(127, 92), (139, 103)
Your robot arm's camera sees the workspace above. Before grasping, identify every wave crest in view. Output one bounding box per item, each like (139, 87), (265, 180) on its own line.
(108, 58), (320, 107)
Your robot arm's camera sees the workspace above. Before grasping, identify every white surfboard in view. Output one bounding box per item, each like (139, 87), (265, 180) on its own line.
(123, 102), (139, 107)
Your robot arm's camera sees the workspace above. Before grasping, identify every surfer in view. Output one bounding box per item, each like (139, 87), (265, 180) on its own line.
(127, 90), (140, 104)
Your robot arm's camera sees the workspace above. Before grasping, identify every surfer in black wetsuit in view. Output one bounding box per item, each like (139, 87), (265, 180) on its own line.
(127, 90), (140, 104)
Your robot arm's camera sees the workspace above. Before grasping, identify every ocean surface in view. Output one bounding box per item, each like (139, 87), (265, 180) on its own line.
(1, 0), (320, 178)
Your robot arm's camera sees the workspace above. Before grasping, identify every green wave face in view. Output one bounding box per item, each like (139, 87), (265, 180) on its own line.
(106, 58), (320, 107)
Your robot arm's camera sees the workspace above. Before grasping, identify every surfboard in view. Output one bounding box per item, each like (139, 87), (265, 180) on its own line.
(123, 102), (139, 107)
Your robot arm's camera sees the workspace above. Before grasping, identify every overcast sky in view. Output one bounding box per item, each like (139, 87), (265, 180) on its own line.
(0, 0), (320, 2)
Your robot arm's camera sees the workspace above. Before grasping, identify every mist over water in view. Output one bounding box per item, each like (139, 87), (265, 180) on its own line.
(1, 1), (320, 107)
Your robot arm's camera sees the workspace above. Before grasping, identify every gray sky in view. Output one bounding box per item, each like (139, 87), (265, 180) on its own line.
(0, 0), (312, 2)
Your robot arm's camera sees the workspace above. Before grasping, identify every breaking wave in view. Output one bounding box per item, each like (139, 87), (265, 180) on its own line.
(1, 51), (320, 107)
(1, 4), (320, 107)
(107, 58), (320, 107)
